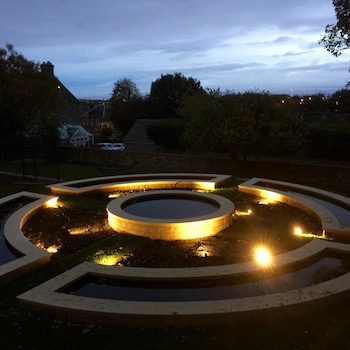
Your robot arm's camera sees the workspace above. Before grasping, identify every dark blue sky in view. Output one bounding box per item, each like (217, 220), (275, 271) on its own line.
(1, 0), (349, 98)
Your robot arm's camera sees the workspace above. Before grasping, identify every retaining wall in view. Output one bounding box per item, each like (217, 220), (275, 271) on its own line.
(65, 148), (350, 192)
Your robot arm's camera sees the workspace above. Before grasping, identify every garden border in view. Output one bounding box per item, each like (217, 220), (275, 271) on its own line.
(0, 192), (56, 285)
(17, 176), (350, 325)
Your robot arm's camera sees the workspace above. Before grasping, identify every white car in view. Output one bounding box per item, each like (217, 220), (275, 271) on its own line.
(98, 143), (126, 151)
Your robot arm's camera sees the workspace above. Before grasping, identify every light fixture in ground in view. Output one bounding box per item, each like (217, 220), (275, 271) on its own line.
(254, 246), (272, 267)
(46, 197), (59, 208)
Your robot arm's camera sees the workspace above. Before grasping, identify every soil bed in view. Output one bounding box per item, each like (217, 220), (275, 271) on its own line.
(23, 191), (320, 267)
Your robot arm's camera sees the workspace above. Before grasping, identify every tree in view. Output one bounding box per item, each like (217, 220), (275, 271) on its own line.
(150, 72), (205, 118)
(321, 1), (350, 56)
(0, 44), (63, 147)
(110, 78), (143, 136)
(111, 78), (140, 102)
(98, 126), (113, 140)
(321, 1), (350, 84)
(181, 91), (305, 158)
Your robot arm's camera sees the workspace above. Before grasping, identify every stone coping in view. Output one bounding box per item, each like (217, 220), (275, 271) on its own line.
(0, 192), (55, 285)
(239, 178), (350, 235)
(18, 240), (350, 324)
(16, 177), (350, 324)
(47, 173), (232, 195)
(107, 190), (234, 240)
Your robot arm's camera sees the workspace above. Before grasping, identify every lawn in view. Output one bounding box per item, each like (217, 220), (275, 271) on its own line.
(0, 160), (102, 181)
(0, 161), (103, 197)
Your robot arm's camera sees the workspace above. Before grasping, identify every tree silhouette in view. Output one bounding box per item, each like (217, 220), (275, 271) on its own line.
(150, 73), (204, 118)
(321, 1), (350, 85)
(111, 78), (140, 102)
(321, 0), (350, 56)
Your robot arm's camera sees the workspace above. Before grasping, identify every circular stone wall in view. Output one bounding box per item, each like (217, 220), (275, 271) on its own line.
(107, 190), (234, 240)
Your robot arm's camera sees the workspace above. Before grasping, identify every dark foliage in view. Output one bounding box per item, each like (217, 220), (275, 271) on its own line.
(321, 0), (350, 56)
(180, 91), (305, 158)
(0, 44), (63, 147)
(110, 78), (144, 137)
(306, 123), (350, 160)
(150, 73), (205, 119)
(321, 0), (350, 86)
(147, 119), (186, 149)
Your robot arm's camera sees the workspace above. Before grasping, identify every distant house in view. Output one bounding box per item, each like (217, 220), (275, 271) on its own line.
(80, 100), (113, 134)
(58, 123), (94, 147)
(40, 62), (94, 147)
(123, 119), (160, 152)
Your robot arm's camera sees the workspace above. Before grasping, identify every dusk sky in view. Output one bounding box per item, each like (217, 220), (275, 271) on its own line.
(1, 0), (349, 99)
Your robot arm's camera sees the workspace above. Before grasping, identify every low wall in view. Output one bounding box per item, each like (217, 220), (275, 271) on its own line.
(65, 148), (350, 192)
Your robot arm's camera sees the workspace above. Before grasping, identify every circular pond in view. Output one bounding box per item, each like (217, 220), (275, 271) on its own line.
(107, 190), (234, 240)
(122, 195), (220, 219)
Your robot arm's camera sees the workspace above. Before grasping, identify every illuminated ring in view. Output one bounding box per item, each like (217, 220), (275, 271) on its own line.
(0, 192), (57, 285)
(47, 173), (231, 195)
(15, 176), (350, 325)
(107, 190), (234, 240)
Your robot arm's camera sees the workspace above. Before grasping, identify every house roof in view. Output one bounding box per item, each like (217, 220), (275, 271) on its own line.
(59, 123), (92, 140)
(123, 119), (159, 144)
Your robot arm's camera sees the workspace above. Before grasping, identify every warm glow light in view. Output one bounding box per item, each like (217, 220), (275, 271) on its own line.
(191, 181), (216, 191)
(94, 254), (122, 266)
(293, 227), (330, 240)
(254, 246), (272, 267)
(234, 209), (253, 216)
(68, 225), (105, 235)
(46, 197), (59, 208)
(46, 245), (60, 253)
(193, 189), (211, 193)
(68, 227), (87, 235)
(256, 191), (282, 205)
(294, 226), (303, 236)
(108, 193), (122, 198)
(195, 244), (212, 257)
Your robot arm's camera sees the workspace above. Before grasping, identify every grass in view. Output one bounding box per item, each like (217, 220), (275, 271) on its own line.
(0, 160), (102, 180)
(0, 184), (49, 197)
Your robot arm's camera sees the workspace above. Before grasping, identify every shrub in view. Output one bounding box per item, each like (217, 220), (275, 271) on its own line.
(180, 91), (305, 158)
(306, 123), (350, 160)
(147, 119), (186, 149)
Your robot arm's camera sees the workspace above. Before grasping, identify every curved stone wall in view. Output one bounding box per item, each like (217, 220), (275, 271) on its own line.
(107, 190), (234, 240)
(16, 175), (350, 325)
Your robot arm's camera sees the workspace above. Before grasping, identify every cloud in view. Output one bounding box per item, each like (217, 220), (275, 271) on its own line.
(272, 50), (313, 58)
(283, 61), (350, 73)
(272, 36), (293, 44)
(0, 0), (346, 98)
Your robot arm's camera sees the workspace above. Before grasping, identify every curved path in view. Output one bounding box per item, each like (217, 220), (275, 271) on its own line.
(47, 173), (231, 195)
(16, 175), (350, 325)
(0, 192), (56, 285)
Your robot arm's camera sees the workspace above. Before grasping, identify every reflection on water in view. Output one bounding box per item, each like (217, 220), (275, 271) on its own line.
(123, 197), (219, 220)
(254, 181), (350, 229)
(0, 199), (31, 265)
(65, 254), (350, 302)
(296, 193), (350, 228)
